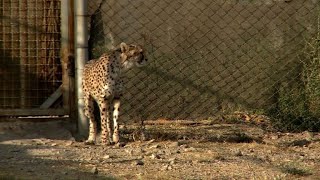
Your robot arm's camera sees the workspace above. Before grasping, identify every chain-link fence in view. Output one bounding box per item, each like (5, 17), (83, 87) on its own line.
(0, 0), (61, 109)
(87, 0), (320, 132)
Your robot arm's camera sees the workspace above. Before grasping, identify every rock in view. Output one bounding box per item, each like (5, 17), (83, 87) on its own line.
(162, 164), (172, 170)
(125, 149), (133, 156)
(146, 139), (155, 144)
(304, 131), (314, 141)
(289, 139), (311, 147)
(150, 154), (161, 159)
(91, 167), (98, 174)
(149, 144), (161, 149)
(192, 160), (199, 164)
(103, 155), (111, 159)
(51, 143), (57, 147)
(65, 141), (73, 146)
(270, 134), (279, 140)
(169, 157), (177, 164)
(183, 147), (196, 152)
(180, 144), (190, 148)
(235, 150), (243, 156)
(135, 160), (144, 166)
(169, 142), (180, 148)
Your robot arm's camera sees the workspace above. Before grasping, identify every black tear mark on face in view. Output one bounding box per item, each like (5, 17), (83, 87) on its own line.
(142, 53), (148, 62)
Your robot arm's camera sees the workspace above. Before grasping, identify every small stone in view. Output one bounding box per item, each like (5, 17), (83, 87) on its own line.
(192, 160), (199, 164)
(183, 147), (195, 152)
(149, 144), (161, 149)
(135, 160), (144, 166)
(181, 144), (190, 148)
(66, 141), (73, 146)
(169, 142), (179, 148)
(169, 157), (177, 164)
(157, 150), (166, 155)
(51, 143), (57, 147)
(235, 150), (243, 156)
(91, 167), (98, 174)
(270, 134), (279, 140)
(162, 164), (172, 171)
(150, 154), (160, 159)
(290, 139), (311, 147)
(103, 155), (111, 159)
(146, 139), (155, 144)
(125, 149), (133, 155)
(305, 131), (314, 141)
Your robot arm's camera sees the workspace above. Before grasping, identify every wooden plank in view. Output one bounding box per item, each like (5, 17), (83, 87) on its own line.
(0, 108), (67, 116)
(40, 85), (63, 109)
(0, 116), (70, 122)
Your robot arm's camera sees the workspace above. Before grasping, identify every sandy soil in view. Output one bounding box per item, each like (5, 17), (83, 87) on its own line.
(0, 119), (320, 180)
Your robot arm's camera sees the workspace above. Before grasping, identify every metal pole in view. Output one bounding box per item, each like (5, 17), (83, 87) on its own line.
(75, 0), (88, 137)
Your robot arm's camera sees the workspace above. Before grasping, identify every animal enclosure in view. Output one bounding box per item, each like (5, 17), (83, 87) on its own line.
(88, 0), (320, 132)
(0, 0), (320, 132)
(1, 1), (320, 179)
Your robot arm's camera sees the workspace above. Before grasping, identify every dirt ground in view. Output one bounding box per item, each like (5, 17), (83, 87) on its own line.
(0, 118), (320, 180)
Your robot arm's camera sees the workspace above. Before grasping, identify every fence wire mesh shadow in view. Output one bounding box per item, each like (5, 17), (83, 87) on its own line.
(88, 0), (320, 132)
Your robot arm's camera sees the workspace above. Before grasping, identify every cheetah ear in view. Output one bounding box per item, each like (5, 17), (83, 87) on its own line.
(120, 42), (129, 53)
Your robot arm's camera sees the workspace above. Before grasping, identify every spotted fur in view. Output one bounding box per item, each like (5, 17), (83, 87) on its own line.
(82, 42), (148, 145)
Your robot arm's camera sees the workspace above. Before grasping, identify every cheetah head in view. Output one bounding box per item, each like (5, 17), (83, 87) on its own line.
(119, 42), (148, 69)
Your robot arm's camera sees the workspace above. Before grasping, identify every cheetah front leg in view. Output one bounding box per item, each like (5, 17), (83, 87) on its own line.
(84, 95), (97, 145)
(112, 97), (121, 145)
(98, 98), (113, 145)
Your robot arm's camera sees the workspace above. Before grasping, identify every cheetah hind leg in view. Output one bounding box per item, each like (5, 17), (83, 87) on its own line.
(84, 96), (97, 145)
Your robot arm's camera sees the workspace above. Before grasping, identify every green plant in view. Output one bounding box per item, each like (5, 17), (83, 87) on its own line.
(279, 163), (312, 176)
(269, 14), (320, 132)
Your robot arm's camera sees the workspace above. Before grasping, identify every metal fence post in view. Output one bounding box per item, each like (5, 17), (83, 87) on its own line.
(75, 0), (88, 137)
(61, 0), (70, 114)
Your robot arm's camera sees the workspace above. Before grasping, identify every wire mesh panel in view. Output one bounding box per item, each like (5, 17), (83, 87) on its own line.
(0, 0), (62, 110)
(88, 0), (320, 132)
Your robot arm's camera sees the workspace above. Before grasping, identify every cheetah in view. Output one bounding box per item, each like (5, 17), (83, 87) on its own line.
(82, 42), (148, 145)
